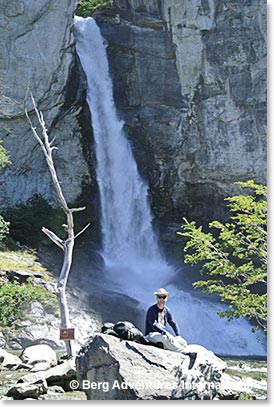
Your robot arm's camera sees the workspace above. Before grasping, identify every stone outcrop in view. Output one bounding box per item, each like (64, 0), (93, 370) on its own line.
(76, 333), (236, 400)
(6, 379), (48, 400)
(2, 347), (77, 399)
(95, 0), (266, 248)
(20, 344), (57, 368)
(0, 349), (23, 369)
(1, 339), (266, 400)
(18, 358), (77, 391)
(0, 251), (102, 352)
(0, 0), (92, 208)
(1, 287), (101, 352)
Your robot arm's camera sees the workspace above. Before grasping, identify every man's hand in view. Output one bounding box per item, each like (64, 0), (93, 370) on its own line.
(165, 332), (175, 343)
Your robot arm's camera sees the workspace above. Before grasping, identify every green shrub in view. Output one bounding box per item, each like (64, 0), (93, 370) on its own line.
(0, 279), (59, 327)
(0, 139), (11, 168)
(76, 0), (114, 17)
(178, 180), (267, 332)
(0, 214), (9, 246)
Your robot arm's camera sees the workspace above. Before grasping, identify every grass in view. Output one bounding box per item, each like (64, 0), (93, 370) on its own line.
(0, 247), (59, 327)
(221, 357), (267, 400)
(0, 249), (54, 282)
(225, 368), (267, 382)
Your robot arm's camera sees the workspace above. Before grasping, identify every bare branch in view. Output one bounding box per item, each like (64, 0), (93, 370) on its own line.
(42, 227), (65, 251)
(74, 223), (91, 240)
(26, 92), (70, 213)
(70, 207), (86, 213)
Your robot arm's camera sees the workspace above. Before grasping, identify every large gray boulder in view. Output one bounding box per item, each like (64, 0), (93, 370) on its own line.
(0, 349), (23, 370)
(76, 334), (232, 400)
(20, 344), (57, 368)
(6, 379), (48, 400)
(17, 359), (77, 391)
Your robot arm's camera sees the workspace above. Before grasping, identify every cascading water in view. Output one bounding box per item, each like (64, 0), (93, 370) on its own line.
(74, 16), (266, 356)
(74, 16), (173, 294)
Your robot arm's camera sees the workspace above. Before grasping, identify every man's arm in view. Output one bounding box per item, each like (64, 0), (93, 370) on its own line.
(166, 309), (180, 336)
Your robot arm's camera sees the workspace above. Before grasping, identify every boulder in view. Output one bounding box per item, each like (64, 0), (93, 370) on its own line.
(0, 349), (22, 369)
(20, 344), (57, 367)
(17, 359), (76, 391)
(183, 344), (226, 381)
(30, 362), (51, 372)
(6, 269), (44, 284)
(6, 379), (47, 400)
(76, 334), (232, 400)
(47, 385), (65, 394)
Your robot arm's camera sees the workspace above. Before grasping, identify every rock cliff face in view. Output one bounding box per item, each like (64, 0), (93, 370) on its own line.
(0, 0), (267, 256)
(0, 0), (93, 208)
(95, 0), (266, 236)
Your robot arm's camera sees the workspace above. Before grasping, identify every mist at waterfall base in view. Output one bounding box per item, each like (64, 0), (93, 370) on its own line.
(74, 17), (266, 357)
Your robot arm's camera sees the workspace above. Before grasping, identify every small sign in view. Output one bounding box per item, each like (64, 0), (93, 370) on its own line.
(60, 328), (75, 340)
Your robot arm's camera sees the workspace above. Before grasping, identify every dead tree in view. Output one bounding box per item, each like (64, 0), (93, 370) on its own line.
(25, 92), (90, 358)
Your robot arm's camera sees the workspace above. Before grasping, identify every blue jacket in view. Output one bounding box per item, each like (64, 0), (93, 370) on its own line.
(145, 304), (180, 336)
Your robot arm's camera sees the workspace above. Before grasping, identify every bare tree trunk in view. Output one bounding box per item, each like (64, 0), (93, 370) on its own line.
(25, 92), (90, 358)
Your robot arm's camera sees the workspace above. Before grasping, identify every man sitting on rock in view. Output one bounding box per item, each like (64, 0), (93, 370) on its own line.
(145, 288), (187, 352)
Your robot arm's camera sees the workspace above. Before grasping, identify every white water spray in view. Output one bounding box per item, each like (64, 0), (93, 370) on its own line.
(74, 16), (266, 356)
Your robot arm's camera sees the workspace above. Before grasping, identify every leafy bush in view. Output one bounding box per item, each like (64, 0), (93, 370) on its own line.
(0, 139), (11, 168)
(76, 0), (114, 17)
(0, 279), (59, 327)
(0, 214), (9, 244)
(178, 180), (267, 332)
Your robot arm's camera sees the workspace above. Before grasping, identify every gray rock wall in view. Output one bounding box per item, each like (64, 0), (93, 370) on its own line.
(0, 0), (267, 258)
(0, 0), (92, 208)
(97, 0), (266, 234)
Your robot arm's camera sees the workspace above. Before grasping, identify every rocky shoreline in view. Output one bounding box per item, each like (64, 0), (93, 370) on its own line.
(0, 336), (267, 401)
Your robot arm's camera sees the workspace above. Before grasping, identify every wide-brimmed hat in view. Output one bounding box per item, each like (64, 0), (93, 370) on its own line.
(153, 288), (169, 296)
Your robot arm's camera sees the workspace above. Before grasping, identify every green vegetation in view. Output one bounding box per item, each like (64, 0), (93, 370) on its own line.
(0, 279), (58, 327)
(0, 139), (11, 169)
(178, 180), (267, 333)
(4, 193), (94, 248)
(4, 194), (66, 247)
(0, 249), (59, 327)
(0, 140), (11, 247)
(0, 249), (52, 278)
(0, 214), (9, 246)
(76, 0), (114, 17)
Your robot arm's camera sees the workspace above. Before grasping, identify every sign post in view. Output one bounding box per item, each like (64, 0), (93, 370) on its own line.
(60, 328), (75, 341)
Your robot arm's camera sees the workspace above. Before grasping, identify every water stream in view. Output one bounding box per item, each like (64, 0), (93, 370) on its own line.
(74, 16), (266, 356)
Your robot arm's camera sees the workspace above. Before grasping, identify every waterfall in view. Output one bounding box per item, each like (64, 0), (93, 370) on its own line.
(74, 16), (173, 293)
(74, 16), (266, 356)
